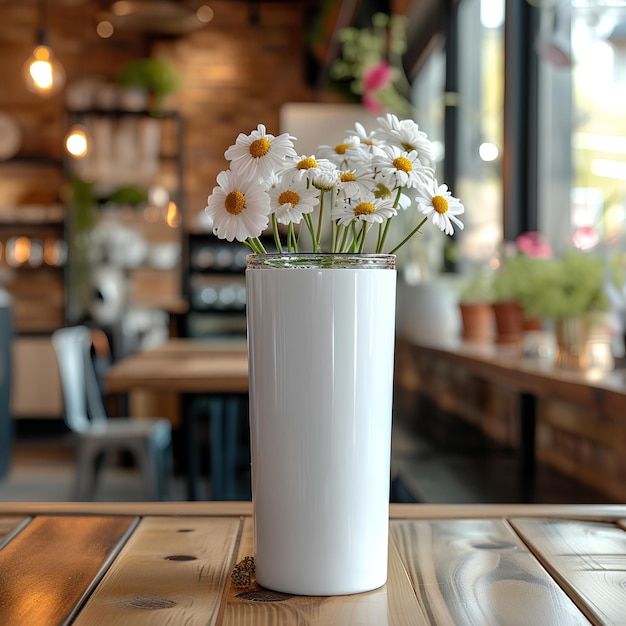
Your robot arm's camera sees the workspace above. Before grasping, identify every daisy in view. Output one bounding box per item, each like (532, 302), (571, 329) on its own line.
(373, 114), (435, 169)
(224, 124), (297, 181)
(337, 168), (376, 200)
(281, 155), (337, 187)
(345, 122), (386, 156)
(205, 169), (271, 242)
(268, 176), (319, 225)
(332, 195), (397, 226)
(372, 144), (432, 190)
(415, 181), (464, 236)
(317, 136), (360, 167)
(310, 162), (340, 191)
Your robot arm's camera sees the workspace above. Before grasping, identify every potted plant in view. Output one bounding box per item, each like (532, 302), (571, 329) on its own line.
(491, 233), (552, 344)
(458, 269), (495, 342)
(117, 58), (180, 114)
(518, 249), (610, 369)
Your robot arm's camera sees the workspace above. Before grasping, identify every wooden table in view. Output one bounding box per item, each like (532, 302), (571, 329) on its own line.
(106, 338), (249, 501)
(1, 502), (625, 625)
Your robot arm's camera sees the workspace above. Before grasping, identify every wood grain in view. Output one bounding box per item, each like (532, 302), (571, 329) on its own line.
(223, 517), (427, 625)
(73, 515), (242, 625)
(390, 518), (590, 625)
(511, 517), (626, 626)
(0, 515), (137, 625)
(2, 502), (626, 521)
(106, 347), (249, 394)
(0, 516), (30, 548)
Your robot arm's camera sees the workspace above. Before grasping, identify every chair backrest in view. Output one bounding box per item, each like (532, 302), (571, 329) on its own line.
(51, 326), (108, 433)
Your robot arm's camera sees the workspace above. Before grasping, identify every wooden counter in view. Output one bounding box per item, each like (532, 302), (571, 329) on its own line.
(396, 337), (626, 502)
(1, 502), (625, 625)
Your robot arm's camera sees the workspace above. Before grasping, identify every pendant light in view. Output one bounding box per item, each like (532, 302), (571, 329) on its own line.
(23, 0), (66, 97)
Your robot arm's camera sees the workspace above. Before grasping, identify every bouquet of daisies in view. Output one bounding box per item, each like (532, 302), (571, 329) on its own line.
(205, 113), (464, 255)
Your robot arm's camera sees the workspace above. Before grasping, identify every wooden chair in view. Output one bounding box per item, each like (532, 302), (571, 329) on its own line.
(51, 325), (172, 501)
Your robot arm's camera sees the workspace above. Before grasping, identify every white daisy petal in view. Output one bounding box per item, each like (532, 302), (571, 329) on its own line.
(225, 124), (297, 182)
(206, 169), (270, 242)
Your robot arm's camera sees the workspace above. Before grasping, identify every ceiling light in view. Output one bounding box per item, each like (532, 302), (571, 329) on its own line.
(23, 0), (65, 98)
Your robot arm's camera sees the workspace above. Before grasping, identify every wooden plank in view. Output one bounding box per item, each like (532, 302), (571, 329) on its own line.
(0, 501), (254, 518)
(73, 516), (241, 626)
(3, 502), (626, 521)
(511, 517), (626, 626)
(0, 516), (30, 548)
(222, 517), (426, 625)
(0, 515), (137, 626)
(390, 518), (590, 625)
(388, 503), (626, 522)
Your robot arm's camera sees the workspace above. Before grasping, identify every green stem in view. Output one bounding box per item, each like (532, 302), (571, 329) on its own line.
(387, 216), (428, 255)
(376, 222), (385, 252)
(339, 223), (350, 253)
(271, 214), (283, 253)
(377, 187), (404, 253)
(315, 191), (325, 250)
(358, 222), (369, 253)
(288, 222), (298, 252)
(245, 237), (267, 254)
(303, 213), (320, 252)
(348, 221), (358, 252)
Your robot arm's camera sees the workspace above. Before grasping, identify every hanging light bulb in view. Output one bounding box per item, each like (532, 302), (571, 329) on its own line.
(65, 125), (89, 158)
(23, 0), (65, 97)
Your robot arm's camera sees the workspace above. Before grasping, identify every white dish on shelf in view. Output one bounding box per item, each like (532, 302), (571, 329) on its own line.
(0, 112), (22, 161)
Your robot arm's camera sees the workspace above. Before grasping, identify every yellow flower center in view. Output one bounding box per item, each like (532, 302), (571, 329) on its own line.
(225, 190), (245, 215)
(297, 157), (318, 170)
(432, 195), (448, 214)
(393, 156), (413, 173)
(354, 202), (375, 216)
(335, 143), (350, 155)
(278, 190), (300, 206)
(401, 142), (414, 152)
(249, 137), (270, 158)
(340, 172), (356, 183)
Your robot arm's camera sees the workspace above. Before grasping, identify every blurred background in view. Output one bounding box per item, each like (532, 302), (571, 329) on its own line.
(0, 0), (625, 503)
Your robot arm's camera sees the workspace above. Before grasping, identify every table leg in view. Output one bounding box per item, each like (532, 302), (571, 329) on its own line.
(518, 392), (537, 502)
(209, 397), (225, 500)
(208, 395), (244, 501)
(184, 394), (201, 501)
(223, 396), (240, 500)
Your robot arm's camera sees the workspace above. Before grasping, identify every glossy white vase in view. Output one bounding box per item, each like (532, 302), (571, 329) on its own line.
(246, 254), (397, 596)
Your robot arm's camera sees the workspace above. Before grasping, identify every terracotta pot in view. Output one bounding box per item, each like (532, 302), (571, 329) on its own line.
(459, 301), (494, 343)
(492, 299), (524, 345)
(522, 316), (543, 331)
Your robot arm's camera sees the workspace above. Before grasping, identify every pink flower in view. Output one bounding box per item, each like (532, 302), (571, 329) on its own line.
(571, 226), (600, 251)
(516, 231), (553, 258)
(362, 92), (384, 114)
(362, 60), (393, 92)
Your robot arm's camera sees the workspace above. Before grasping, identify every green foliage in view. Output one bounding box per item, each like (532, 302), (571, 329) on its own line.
(330, 12), (413, 116)
(459, 269), (496, 304)
(518, 251), (609, 319)
(117, 58), (180, 111)
(106, 186), (147, 206)
(492, 253), (549, 306)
